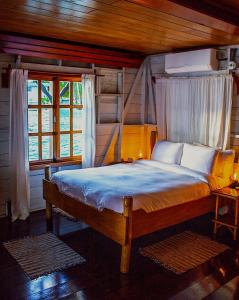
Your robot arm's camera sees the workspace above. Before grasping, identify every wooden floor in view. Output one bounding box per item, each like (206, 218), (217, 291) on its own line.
(0, 211), (239, 300)
(205, 275), (239, 299)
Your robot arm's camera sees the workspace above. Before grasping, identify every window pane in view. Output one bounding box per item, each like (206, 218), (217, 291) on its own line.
(42, 136), (53, 160)
(41, 80), (53, 105)
(42, 108), (53, 132)
(60, 108), (70, 131)
(73, 133), (83, 156)
(73, 82), (82, 105)
(29, 136), (39, 161)
(28, 109), (38, 133)
(60, 81), (70, 105)
(73, 108), (83, 130)
(60, 134), (70, 157)
(27, 80), (38, 105)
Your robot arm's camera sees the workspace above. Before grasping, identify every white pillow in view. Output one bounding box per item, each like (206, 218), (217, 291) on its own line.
(181, 143), (217, 174)
(151, 141), (184, 164)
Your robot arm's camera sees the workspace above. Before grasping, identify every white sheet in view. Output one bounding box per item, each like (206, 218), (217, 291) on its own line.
(51, 160), (211, 213)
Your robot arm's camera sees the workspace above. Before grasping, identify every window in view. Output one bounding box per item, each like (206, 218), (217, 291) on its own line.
(27, 74), (83, 165)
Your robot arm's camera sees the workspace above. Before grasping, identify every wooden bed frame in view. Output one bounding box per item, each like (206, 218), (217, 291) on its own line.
(43, 166), (215, 274)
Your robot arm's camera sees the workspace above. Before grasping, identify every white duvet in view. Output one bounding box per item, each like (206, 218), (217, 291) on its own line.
(51, 160), (211, 213)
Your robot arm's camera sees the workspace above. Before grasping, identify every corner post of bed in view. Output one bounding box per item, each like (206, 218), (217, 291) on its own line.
(44, 165), (53, 230)
(120, 196), (133, 274)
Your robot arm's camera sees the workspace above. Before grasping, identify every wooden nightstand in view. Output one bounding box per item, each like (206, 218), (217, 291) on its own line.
(212, 187), (239, 240)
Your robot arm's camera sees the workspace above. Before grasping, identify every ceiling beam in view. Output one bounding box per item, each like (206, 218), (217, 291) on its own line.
(0, 33), (144, 68)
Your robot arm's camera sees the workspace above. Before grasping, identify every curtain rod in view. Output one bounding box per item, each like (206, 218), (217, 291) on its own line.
(152, 70), (231, 80)
(28, 70), (103, 77)
(1, 66), (104, 77)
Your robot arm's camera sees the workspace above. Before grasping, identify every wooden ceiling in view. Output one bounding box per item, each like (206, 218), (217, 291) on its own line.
(168, 0), (239, 26)
(0, 0), (239, 55)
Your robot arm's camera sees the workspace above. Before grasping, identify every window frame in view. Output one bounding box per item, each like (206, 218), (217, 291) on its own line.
(28, 72), (83, 169)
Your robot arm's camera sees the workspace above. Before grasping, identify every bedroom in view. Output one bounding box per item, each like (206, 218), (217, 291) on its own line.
(0, 0), (239, 299)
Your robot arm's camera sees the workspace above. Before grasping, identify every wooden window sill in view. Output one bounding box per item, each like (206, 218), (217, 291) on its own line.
(30, 160), (82, 171)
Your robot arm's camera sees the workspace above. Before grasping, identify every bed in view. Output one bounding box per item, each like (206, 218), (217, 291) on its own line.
(43, 142), (234, 273)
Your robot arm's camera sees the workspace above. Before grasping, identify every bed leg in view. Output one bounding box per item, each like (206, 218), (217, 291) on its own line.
(44, 165), (53, 230)
(120, 196), (133, 274)
(121, 243), (132, 274)
(46, 201), (53, 230)
(44, 165), (51, 181)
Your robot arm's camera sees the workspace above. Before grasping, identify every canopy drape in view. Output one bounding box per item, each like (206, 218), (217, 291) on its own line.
(155, 75), (233, 149)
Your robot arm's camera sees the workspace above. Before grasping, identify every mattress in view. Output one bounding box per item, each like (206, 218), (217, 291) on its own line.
(51, 160), (211, 214)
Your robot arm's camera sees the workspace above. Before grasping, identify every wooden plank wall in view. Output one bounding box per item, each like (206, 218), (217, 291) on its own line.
(95, 123), (118, 166)
(230, 48), (239, 156)
(1, 48), (236, 217)
(124, 68), (142, 124)
(121, 124), (157, 161)
(95, 68), (122, 124)
(0, 86), (10, 217)
(94, 66), (148, 166)
(0, 54), (14, 217)
(0, 59), (85, 213)
(150, 49), (239, 159)
(0, 54), (149, 216)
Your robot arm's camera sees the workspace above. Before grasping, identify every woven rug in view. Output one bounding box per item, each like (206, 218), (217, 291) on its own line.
(3, 232), (85, 279)
(140, 231), (230, 275)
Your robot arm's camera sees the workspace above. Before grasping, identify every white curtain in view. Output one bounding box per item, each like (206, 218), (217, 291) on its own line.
(155, 75), (233, 149)
(82, 74), (96, 168)
(9, 69), (30, 221)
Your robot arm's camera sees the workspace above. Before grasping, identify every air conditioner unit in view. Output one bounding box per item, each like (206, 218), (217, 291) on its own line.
(165, 49), (218, 74)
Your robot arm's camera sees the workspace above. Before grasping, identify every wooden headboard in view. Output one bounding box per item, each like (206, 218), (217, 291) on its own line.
(150, 130), (158, 154)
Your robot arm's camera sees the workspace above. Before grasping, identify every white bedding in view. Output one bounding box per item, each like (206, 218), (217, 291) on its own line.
(51, 160), (211, 214)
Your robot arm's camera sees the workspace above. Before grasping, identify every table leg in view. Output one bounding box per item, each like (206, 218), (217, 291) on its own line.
(213, 195), (219, 235)
(233, 229), (237, 241)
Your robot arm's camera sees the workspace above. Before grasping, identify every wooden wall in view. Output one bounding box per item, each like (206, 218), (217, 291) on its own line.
(150, 48), (239, 158)
(121, 124), (157, 161)
(0, 54), (152, 217)
(1, 47), (237, 217)
(124, 68), (143, 124)
(230, 48), (239, 156)
(0, 58), (88, 214)
(0, 85), (9, 216)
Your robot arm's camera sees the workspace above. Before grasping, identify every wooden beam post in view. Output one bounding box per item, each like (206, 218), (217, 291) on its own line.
(44, 165), (51, 181)
(44, 165), (53, 230)
(120, 196), (133, 274)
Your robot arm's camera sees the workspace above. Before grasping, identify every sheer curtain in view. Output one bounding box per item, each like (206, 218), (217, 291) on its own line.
(155, 75), (233, 149)
(82, 74), (96, 168)
(9, 69), (30, 221)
